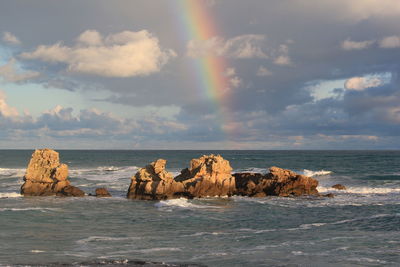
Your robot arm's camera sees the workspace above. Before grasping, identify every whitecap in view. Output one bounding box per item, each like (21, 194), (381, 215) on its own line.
(30, 250), (45, 253)
(318, 185), (400, 194)
(0, 207), (60, 212)
(302, 169), (332, 177)
(137, 247), (181, 253)
(155, 198), (220, 210)
(76, 236), (140, 244)
(0, 167), (25, 177)
(0, 192), (21, 198)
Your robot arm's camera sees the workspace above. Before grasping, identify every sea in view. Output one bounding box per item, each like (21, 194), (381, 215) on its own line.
(0, 150), (399, 267)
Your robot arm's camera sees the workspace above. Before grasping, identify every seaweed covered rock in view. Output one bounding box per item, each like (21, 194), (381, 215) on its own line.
(127, 159), (185, 200)
(21, 149), (84, 196)
(234, 166), (319, 197)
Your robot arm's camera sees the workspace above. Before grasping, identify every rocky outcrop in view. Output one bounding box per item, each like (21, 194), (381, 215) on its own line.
(175, 155), (236, 198)
(21, 149), (84, 196)
(332, 184), (346, 190)
(127, 159), (185, 200)
(94, 188), (112, 197)
(234, 166), (319, 197)
(127, 155), (235, 200)
(127, 155), (318, 200)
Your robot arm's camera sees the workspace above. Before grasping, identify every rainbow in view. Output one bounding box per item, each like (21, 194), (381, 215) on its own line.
(172, 0), (234, 139)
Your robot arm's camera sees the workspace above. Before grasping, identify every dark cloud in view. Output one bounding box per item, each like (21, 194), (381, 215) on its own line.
(0, 0), (400, 148)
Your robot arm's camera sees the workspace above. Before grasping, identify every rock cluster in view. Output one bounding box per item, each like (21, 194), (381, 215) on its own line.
(21, 149), (84, 197)
(128, 155), (319, 200)
(127, 155), (235, 200)
(234, 166), (319, 197)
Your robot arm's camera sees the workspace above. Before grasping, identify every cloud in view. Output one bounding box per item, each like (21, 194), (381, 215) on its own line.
(0, 58), (40, 83)
(2, 32), (21, 45)
(0, 90), (19, 118)
(273, 44), (292, 65)
(379, 35), (400, 48)
(344, 76), (383, 91)
(224, 67), (241, 88)
(257, 66), (272, 76)
(76, 30), (103, 46)
(20, 30), (176, 77)
(187, 34), (268, 59)
(341, 39), (375, 50)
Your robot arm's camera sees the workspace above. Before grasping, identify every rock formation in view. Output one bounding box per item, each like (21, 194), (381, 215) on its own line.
(332, 184), (346, 190)
(128, 155), (318, 200)
(175, 154), (236, 198)
(94, 188), (112, 197)
(21, 149), (84, 197)
(127, 155), (235, 200)
(234, 166), (319, 197)
(127, 159), (185, 200)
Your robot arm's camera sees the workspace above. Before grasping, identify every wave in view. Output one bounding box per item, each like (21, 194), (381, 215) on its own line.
(76, 236), (140, 244)
(318, 186), (400, 194)
(0, 192), (21, 198)
(237, 213), (398, 233)
(0, 167), (25, 177)
(155, 198), (221, 210)
(0, 207), (60, 212)
(302, 169), (332, 177)
(233, 167), (268, 174)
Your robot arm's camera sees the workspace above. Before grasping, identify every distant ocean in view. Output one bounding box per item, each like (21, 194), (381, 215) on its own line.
(1, 150), (400, 266)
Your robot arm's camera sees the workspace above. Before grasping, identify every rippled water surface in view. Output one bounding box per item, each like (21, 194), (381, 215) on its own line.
(1, 150), (400, 266)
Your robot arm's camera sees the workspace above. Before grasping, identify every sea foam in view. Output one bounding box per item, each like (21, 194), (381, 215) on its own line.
(302, 169), (332, 177)
(0, 192), (21, 198)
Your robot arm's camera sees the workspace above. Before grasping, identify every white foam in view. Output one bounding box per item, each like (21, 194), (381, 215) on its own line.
(137, 247), (181, 253)
(302, 169), (332, 177)
(318, 186), (400, 194)
(0, 167), (25, 177)
(155, 198), (220, 210)
(30, 250), (45, 253)
(0, 207), (60, 212)
(76, 236), (140, 244)
(0, 192), (21, 198)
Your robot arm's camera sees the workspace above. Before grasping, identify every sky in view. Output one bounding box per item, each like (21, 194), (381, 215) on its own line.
(0, 0), (400, 149)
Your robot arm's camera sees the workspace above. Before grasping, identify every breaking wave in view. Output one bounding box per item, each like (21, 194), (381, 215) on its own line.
(302, 169), (332, 177)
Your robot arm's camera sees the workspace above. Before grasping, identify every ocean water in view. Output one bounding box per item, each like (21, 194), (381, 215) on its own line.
(1, 150), (400, 266)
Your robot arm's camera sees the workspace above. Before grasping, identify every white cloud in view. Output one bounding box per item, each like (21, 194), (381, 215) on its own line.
(0, 90), (19, 117)
(341, 39), (375, 50)
(2, 32), (21, 45)
(224, 67), (241, 88)
(273, 44), (292, 65)
(379, 35), (400, 48)
(187, 34), (268, 59)
(257, 66), (272, 76)
(0, 58), (40, 83)
(344, 76), (383, 91)
(77, 30), (103, 46)
(20, 30), (176, 77)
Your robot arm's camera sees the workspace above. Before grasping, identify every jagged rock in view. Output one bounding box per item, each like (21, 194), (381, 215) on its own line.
(234, 166), (319, 197)
(95, 188), (112, 197)
(323, 193), (335, 198)
(21, 149), (83, 196)
(127, 159), (185, 200)
(127, 155), (235, 200)
(57, 185), (85, 197)
(332, 184), (346, 190)
(128, 156), (319, 200)
(175, 154), (236, 198)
